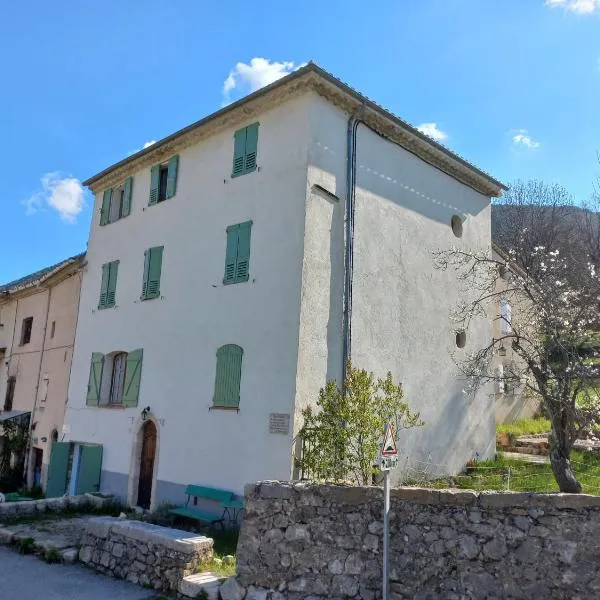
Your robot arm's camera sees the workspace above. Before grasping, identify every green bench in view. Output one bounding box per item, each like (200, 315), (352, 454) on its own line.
(169, 485), (244, 529)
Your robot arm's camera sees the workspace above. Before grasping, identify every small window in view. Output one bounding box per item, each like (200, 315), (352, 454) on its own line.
(455, 330), (467, 348)
(20, 317), (33, 345)
(224, 222), (252, 285)
(141, 246), (164, 300)
(158, 166), (169, 203)
(500, 300), (512, 333)
(50, 321), (56, 339)
(99, 261), (119, 309)
(213, 344), (243, 408)
(109, 352), (128, 405)
(4, 376), (16, 411)
(232, 123), (259, 177)
(451, 215), (463, 238)
(100, 177), (132, 225)
(110, 187), (125, 222)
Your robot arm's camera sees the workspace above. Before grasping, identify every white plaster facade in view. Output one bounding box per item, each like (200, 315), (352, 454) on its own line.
(64, 65), (503, 508)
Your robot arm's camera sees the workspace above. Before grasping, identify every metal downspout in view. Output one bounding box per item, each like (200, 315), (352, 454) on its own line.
(342, 116), (361, 381)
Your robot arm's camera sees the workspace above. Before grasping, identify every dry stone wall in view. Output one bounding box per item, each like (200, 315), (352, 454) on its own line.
(233, 482), (600, 599)
(79, 517), (213, 592)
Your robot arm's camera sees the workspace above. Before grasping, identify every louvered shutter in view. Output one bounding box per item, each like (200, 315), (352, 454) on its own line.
(213, 345), (243, 407)
(99, 264), (110, 308)
(232, 128), (246, 177)
(223, 225), (239, 285)
(86, 353), (104, 406)
(100, 189), (112, 226)
(146, 246), (163, 299)
(235, 221), (252, 282)
(166, 155), (179, 199)
(122, 177), (133, 217)
(142, 249), (150, 298)
(244, 123), (259, 173)
(149, 165), (160, 205)
(107, 261), (119, 306)
(123, 349), (143, 407)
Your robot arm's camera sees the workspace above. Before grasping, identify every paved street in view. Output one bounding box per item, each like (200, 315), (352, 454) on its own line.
(0, 547), (163, 600)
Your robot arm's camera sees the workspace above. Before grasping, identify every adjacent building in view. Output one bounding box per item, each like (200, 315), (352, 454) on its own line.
(59, 63), (504, 509)
(0, 254), (84, 490)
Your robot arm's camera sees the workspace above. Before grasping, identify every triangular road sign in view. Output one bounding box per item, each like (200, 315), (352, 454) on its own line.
(381, 423), (398, 457)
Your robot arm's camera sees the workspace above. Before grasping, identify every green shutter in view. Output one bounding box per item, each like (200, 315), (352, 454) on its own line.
(232, 128), (246, 177)
(100, 189), (112, 226)
(213, 345), (243, 407)
(98, 264), (110, 308)
(224, 225), (239, 284)
(244, 123), (259, 173)
(76, 445), (103, 495)
(149, 165), (160, 206)
(142, 247), (163, 299)
(236, 221), (252, 282)
(166, 155), (179, 199)
(86, 353), (104, 406)
(123, 348), (143, 407)
(106, 261), (119, 307)
(122, 177), (133, 217)
(46, 442), (70, 497)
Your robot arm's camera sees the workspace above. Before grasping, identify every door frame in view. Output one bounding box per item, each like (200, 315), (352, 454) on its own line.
(127, 415), (160, 510)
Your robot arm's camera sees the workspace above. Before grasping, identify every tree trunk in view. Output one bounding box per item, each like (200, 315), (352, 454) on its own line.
(549, 441), (582, 493)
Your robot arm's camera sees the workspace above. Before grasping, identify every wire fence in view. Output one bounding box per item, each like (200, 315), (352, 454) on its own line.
(396, 456), (600, 495)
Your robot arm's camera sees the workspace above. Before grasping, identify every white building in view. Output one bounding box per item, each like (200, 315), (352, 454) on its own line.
(60, 63), (504, 509)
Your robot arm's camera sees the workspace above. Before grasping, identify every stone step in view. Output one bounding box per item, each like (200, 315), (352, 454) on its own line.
(179, 571), (222, 599)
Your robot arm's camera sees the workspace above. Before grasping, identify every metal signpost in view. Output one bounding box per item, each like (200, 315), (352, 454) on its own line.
(380, 423), (399, 600)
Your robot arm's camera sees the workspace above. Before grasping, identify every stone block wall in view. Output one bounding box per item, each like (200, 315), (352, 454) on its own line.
(0, 493), (110, 520)
(234, 482), (600, 599)
(79, 517), (213, 592)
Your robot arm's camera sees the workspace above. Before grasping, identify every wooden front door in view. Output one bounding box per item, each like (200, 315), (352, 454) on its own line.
(137, 421), (156, 510)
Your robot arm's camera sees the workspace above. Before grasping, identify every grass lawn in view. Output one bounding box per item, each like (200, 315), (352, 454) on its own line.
(496, 417), (550, 437)
(423, 450), (600, 494)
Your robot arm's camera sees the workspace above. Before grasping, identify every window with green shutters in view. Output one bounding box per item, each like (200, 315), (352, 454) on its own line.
(142, 246), (164, 300)
(232, 123), (259, 177)
(149, 155), (179, 205)
(213, 344), (243, 408)
(100, 177), (133, 225)
(224, 221), (252, 285)
(98, 261), (119, 309)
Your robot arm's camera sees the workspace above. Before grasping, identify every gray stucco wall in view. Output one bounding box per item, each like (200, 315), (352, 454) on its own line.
(296, 95), (495, 479)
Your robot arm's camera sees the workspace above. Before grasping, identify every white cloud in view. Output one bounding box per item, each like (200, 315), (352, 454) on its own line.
(23, 172), (86, 223)
(512, 129), (541, 149)
(416, 122), (448, 142)
(222, 58), (305, 105)
(143, 140), (156, 149)
(545, 0), (600, 13)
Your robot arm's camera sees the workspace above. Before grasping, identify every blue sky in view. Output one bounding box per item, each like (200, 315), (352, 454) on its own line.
(1, 0), (599, 282)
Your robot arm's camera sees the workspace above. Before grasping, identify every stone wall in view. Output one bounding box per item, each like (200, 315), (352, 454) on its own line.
(0, 492), (111, 520)
(79, 517), (213, 592)
(233, 482), (600, 599)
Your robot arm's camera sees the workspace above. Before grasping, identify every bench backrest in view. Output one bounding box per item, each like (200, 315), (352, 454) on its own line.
(185, 485), (233, 504)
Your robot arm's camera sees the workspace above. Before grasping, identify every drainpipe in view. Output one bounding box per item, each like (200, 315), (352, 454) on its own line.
(342, 116), (361, 382)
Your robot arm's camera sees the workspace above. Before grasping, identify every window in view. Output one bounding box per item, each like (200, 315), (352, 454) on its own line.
(109, 352), (127, 405)
(149, 155), (179, 206)
(86, 349), (144, 408)
(4, 376), (16, 411)
(20, 317), (33, 345)
(224, 221), (252, 285)
(451, 215), (463, 238)
(500, 300), (512, 333)
(100, 177), (133, 226)
(98, 261), (119, 309)
(141, 246), (164, 300)
(50, 321), (56, 339)
(232, 123), (259, 177)
(213, 345), (243, 408)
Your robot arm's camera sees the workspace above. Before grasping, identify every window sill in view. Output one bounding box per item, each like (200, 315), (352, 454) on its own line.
(209, 405), (240, 412)
(90, 403), (127, 410)
(98, 305), (116, 311)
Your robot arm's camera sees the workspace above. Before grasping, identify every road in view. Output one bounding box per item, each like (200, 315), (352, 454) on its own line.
(0, 547), (163, 600)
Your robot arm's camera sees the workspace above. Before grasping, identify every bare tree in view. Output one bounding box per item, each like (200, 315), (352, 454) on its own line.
(437, 180), (600, 493)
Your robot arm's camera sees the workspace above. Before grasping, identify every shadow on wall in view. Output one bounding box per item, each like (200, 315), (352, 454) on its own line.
(396, 379), (495, 481)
